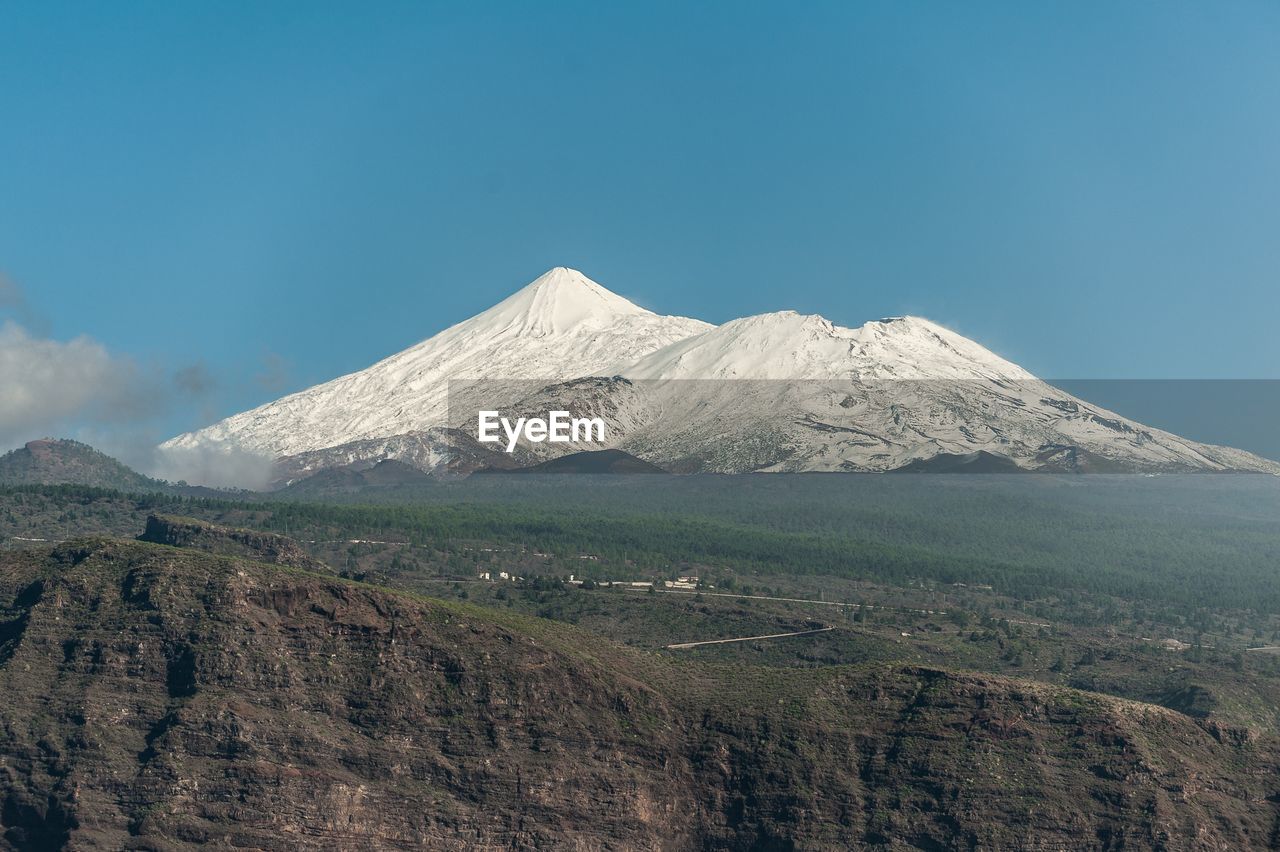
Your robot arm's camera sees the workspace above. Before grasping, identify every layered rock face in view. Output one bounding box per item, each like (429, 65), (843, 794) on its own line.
(1, 538), (1277, 850)
(137, 514), (329, 573)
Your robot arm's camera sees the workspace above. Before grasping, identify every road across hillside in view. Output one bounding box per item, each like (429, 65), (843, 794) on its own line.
(665, 626), (835, 650)
(626, 585), (947, 615)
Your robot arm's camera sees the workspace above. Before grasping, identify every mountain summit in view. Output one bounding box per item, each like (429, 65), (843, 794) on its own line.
(162, 267), (1279, 481)
(161, 268), (710, 460)
(482, 267), (654, 336)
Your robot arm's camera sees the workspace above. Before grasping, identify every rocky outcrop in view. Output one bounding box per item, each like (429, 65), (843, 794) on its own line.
(138, 514), (329, 573)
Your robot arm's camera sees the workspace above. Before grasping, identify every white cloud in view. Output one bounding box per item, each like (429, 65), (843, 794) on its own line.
(149, 442), (275, 490)
(0, 320), (164, 450)
(0, 321), (278, 489)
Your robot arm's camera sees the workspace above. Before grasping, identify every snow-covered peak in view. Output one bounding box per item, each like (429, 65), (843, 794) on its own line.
(619, 310), (1033, 381)
(474, 267), (652, 337)
(162, 267), (710, 458)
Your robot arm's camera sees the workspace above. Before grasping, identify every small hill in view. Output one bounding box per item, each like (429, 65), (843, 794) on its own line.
(0, 439), (166, 491)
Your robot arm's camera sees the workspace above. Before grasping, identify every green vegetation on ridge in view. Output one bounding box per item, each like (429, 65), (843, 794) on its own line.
(3, 474), (1280, 616)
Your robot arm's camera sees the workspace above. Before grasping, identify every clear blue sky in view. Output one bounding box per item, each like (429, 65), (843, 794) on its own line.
(1, 2), (1278, 446)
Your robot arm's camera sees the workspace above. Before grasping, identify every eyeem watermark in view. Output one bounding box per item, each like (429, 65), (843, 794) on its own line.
(477, 410), (606, 452)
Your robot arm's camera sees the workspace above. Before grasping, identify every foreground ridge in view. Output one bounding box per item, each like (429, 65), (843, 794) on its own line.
(0, 533), (1276, 849)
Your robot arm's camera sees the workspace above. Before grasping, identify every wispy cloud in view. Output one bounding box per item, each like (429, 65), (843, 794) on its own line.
(174, 363), (218, 396)
(0, 271), (50, 335)
(0, 272), (25, 314)
(149, 442), (275, 490)
(255, 350), (292, 394)
(0, 316), (276, 485)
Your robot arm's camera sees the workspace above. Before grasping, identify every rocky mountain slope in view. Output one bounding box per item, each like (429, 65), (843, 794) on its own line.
(162, 268), (1279, 481)
(3, 532), (1279, 849)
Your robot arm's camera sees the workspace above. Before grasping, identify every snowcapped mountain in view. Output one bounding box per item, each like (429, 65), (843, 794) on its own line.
(485, 309), (1276, 474)
(163, 267), (1279, 483)
(161, 267), (711, 461)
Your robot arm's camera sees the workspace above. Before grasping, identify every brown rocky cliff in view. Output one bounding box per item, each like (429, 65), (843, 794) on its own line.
(1, 540), (1278, 850)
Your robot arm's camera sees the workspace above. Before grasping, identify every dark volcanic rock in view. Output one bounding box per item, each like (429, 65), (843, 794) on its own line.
(891, 450), (1027, 474)
(1033, 444), (1144, 473)
(277, 458), (438, 497)
(0, 540), (1278, 849)
(485, 449), (669, 475)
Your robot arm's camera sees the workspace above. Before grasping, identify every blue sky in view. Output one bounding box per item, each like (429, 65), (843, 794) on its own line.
(1, 2), (1278, 452)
